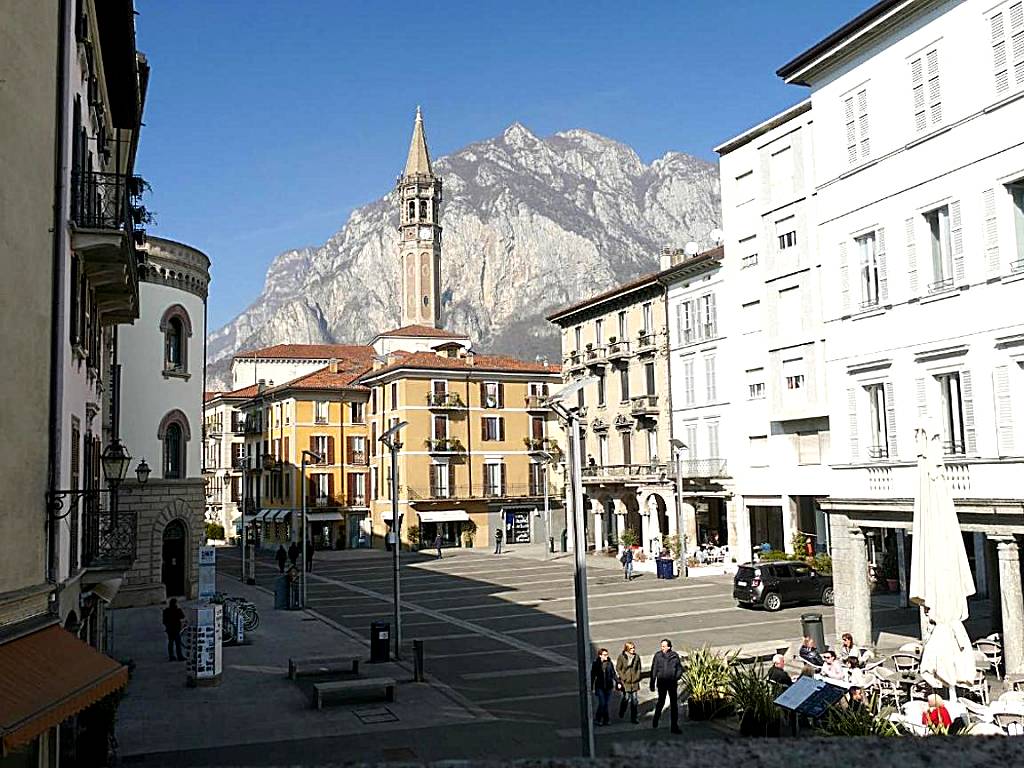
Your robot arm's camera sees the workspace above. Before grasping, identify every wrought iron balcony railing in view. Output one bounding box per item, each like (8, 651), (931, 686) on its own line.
(426, 392), (466, 409)
(630, 394), (659, 416)
(407, 483), (554, 501)
(82, 508), (137, 570)
(424, 437), (466, 453)
(582, 463), (669, 481)
(675, 458), (728, 479)
(524, 395), (550, 410)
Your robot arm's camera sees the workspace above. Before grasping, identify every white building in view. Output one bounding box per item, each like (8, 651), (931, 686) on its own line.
(203, 388), (251, 540)
(714, 101), (833, 561)
(115, 236), (210, 604)
(775, 0), (1024, 669)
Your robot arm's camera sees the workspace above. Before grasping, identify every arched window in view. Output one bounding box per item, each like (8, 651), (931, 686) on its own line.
(160, 305), (192, 375)
(407, 200), (416, 221)
(158, 409), (191, 479)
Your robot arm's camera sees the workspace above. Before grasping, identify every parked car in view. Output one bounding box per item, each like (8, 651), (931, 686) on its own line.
(733, 560), (833, 611)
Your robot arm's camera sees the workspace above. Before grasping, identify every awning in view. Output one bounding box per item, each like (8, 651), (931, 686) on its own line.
(306, 511), (343, 522)
(255, 510), (291, 522)
(88, 578), (123, 604)
(272, 510), (291, 522)
(418, 511), (471, 523)
(0, 624), (129, 754)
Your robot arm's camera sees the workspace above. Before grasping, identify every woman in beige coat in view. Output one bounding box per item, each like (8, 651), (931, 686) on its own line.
(615, 641), (642, 723)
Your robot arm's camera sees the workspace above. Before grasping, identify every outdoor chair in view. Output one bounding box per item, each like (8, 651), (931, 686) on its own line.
(966, 668), (990, 705)
(891, 652), (920, 678)
(874, 675), (902, 708)
(975, 638), (1003, 680)
(961, 698), (994, 724)
(898, 642), (923, 656)
(998, 691), (1024, 704)
(993, 711), (1024, 735)
(966, 722), (1005, 735)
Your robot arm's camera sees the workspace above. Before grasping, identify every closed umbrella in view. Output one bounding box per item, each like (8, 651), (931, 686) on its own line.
(909, 427), (976, 690)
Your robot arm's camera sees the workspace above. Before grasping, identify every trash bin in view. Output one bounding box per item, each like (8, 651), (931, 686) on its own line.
(801, 612), (825, 652)
(656, 557), (675, 580)
(288, 579), (301, 610)
(274, 575), (288, 609)
(561, 530), (568, 553)
(370, 620), (391, 663)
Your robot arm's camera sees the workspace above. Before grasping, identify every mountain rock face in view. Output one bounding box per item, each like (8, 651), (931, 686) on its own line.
(207, 123), (721, 389)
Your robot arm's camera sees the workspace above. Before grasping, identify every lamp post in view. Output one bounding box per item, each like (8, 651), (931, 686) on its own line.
(536, 449), (557, 557)
(240, 449), (248, 584)
(379, 421), (408, 660)
(300, 449), (324, 607)
(670, 438), (689, 578)
(544, 376), (597, 758)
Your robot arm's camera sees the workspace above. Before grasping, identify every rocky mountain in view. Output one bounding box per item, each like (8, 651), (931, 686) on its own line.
(207, 123), (721, 389)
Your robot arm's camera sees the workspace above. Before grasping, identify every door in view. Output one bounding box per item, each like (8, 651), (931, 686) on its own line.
(162, 520), (186, 597)
(789, 562), (816, 600)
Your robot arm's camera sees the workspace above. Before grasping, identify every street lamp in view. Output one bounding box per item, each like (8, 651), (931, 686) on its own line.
(535, 449), (558, 558)
(379, 420), (408, 660)
(300, 448), (324, 607)
(46, 438), (150, 520)
(670, 438), (689, 578)
(544, 375), (597, 759)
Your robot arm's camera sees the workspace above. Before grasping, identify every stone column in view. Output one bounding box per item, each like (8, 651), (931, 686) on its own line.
(640, 506), (652, 552)
(832, 517), (872, 647)
(593, 503), (604, 551)
(987, 537), (1003, 636)
(996, 537), (1024, 675)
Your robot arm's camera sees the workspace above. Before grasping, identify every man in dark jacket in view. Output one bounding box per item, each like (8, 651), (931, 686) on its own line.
(590, 648), (619, 726)
(767, 654), (793, 689)
(275, 545), (287, 573)
(799, 636), (824, 667)
(162, 598), (186, 661)
(288, 541), (299, 567)
(650, 638), (683, 733)
(494, 528), (503, 554)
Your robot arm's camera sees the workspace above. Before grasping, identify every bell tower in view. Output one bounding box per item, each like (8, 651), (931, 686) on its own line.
(398, 107), (443, 329)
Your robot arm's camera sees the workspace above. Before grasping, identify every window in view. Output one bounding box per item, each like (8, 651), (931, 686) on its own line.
(644, 361), (656, 397)
(619, 367), (630, 402)
(313, 473), (330, 503)
(735, 170), (754, 204)
(574, 326), (582, 352)
(313, 435), (329, 462)
(937, 372), (967, 455)
(482, 416), (504, 441)
(577, 385), (585, 410)
(778, 229), (797, 250)
(315, 401), (329, 424)
(685, 424), (698, 457)
(159, 410), (190, 479)
(618, 311), (628, 339)
(706, 421), (720, 459)
(699, 294), (717, 338)
(1011, 182), (1024, 270)
(683, 359), (695, 405)
(865, 383), (889, 458)
(704, 355), (716, 401)
(160, 305), (192, 374)
(642, 302), (653, 335)
(910, 48), (942, 132)
(843, 87), (870, 164)
(646, 427), (658, 462)
(371, 388), (378, 414)
(598, 434), (609, 465)
(679, 300), (694, 342)
(431, 462), (451, 498)
(482, 381), (502, 408)
(749, 435), (768, 467)
(597, 373), (606, 406)
(530, 416), (545, 441)
(740, 235), (758, 268)
(70, 255), (81, 347)
(784, 358), (806, 392)
(786, 374), (805, 390)
(857, 232), (880, 308)
(925, 205), (955, 291)
(620, 432), (632, 465)
(748, 381), (765, 400)
(348, 473), (367, 506)
(484, 463), (505, 497)
(350, 401), (365, 424)
(528, 382), (549, 397)
(991, 3), (1024, 95)
(433, 415), (448, 440)
(390, 383), (398, 409)
(595, 318), (604, 346)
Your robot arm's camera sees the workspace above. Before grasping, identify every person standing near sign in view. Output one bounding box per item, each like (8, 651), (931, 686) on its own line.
(494, 527), (503, 554)
(288, 541), (299, 568)
(162, 598), (186, 662)
(615, 641), (642, 723)
(649, 639), (683, 733)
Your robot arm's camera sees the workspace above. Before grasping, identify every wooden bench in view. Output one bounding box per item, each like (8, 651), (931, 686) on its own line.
(313, 677), (396, 710)
(288, 655), (360, 680)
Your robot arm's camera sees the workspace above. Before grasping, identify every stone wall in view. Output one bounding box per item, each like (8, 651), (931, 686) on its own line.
(114, 478), (205, 608)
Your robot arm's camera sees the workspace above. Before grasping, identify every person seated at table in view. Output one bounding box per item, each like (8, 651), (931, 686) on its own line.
(767, 654), (793, 689)
(847, 686), (866, 712)
(922, 694), (952, 730)
(799, 636), (824, 667)
(820, 648), (845, 680)
(838, 632), (860, 662)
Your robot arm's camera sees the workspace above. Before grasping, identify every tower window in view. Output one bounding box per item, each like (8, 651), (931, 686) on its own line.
(408, 200), (416, 221)
(160, 304), (192, 375)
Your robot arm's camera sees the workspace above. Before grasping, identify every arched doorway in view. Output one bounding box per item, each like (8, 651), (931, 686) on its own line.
(162, 520), (187, 597)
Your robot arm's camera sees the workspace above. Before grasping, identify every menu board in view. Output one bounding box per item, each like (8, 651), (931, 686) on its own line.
(507, 510), (531, 544)
(188, 604), (222, 682)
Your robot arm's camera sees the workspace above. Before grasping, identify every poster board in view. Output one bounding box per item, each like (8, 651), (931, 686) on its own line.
(198, 545), (216, 600)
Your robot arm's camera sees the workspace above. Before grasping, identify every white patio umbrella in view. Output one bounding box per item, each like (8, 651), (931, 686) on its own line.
(909, 426), (977, 691)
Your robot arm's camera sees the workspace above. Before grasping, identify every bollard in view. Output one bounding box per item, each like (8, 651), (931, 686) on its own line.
(413, 639), (425, 682)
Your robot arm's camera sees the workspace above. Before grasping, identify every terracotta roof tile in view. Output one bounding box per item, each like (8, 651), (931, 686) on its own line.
(374, 325), (468, 339)
(359, 351), (560, 380)
(233, 343), (375, 361)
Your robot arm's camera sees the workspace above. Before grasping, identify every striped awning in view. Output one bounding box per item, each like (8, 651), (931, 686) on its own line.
(0, 624), (129, 754)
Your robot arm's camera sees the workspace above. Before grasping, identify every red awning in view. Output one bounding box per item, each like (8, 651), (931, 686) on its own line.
(0, 624), (129, 754)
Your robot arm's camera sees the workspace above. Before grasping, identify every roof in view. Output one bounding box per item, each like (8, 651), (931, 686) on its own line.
(206, 384), (260, 403)
(204, 391), (222, 403)
(776, 0), (906, 85)
(359, 351), (560, 382)
(403, 106), (433, 177)
(279, 363), (370, 393)
(373, 324), (468, 340)
(0, 624), (129, 753)
(233, 343), (375, 362)
(714, 99), (812, 156)
(546, 246), (725, 325)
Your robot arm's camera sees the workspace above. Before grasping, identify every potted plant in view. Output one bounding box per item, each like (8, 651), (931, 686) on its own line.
(462, 519), (477, 548)
(729, 661), (781, 737)
(620, 528), (640, 549)
(682, 646), (735, 721)
(881, 550), (899, 592)
(407, 524), (421, 550)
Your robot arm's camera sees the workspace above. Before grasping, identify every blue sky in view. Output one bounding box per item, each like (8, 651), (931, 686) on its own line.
(136, 0), (869, 329)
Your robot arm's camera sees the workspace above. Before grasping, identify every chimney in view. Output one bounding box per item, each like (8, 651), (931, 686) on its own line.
(257, 379), (267, 393)
(660, 247), (673, 271)
(465, 350), (475, 366)
(329, 358), (340, 374)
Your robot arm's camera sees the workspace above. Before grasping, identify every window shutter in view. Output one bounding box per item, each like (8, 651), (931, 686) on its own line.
(857, 89), (870, 158)
(309, 435), (315, 455)
(346, 435), (353, 461)
(876, 227), (888, 303)
(845, 96), (857, 165)
(993, 12), (1009, 93)
(961, 369), (976, 454)
(847, 388), (859, 462)
(916, 378), (928, 422)
(906, 218), (918, 294)
(308, 476), (316, 505)
(497, 382), (505, 408)
(884, 381), (898, 460)
(950, 200), (964, 283)
(994, 365), (1015, 455)
(499, 464), (507, 495)
(448, 463), (455, 490)
(327, 473), (334, 501)
(983, 188), (1001, 276)
(284, 436), (289, 462)
(708, 293), (717, 336)
(327, 436), (335, 465)
(839, 242), (850, 314)
(911, 56), (926, 132)
(479, 382), (486, 406)
(429, 463), (437, 490)
(926, 49), (941, 124)
(676, 301), (685, 339)
(498, 416), (505, 441)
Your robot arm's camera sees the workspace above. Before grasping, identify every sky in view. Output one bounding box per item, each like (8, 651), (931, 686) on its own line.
(135, 0), (870, 329)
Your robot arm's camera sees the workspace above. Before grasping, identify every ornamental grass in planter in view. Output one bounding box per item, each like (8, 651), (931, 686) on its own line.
(728, 661), (781, 737)
(682, 645), (735, 721)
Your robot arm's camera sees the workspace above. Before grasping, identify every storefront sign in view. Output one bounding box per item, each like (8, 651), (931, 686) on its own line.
(198, 545), (216, 600)
(506, 510), (531, 544)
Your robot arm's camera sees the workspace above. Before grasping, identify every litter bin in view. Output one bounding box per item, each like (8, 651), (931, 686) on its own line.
(561, 530), (568, 553)
(370, 620), (391, 663)
(274, 575), (288, 609)
(801, 612), (825, 653)
(656, 557), (675, 580)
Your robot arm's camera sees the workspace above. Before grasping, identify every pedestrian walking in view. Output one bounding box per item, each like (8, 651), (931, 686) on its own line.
(275, 544), (287, 573)
(305, 541), (314, 572)
(649, 638), (683, 733)
(590, 648), (619, 726)
(434, 533), (443, 559)
(494, 528), (503, 554)
(288, 541), (299, 567)
(615, 641), (642, 723)
(620, 547), (634, 581)
(162, 598), (186, 662)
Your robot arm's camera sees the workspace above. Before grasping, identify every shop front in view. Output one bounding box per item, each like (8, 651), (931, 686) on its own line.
(253, 509), (292, 550)
(503, 506), (534, 545)
(418, 510), (471, 549)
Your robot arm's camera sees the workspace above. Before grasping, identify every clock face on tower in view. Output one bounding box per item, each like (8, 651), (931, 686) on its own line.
(418, 225), (432, 240)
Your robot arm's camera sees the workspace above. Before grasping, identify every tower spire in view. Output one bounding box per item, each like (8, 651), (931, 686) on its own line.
(403, 106), (433, 178)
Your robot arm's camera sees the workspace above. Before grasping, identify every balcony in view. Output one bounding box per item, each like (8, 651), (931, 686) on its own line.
(349, 451), (368, 466)
(606, 340), (631, 362)
(231, 456), (248, 470)
(315, 496), (329, 508)
(426, 392), (466, 410)
(70, 171), (145, 324)
(675, 458), (728, 479)
(1012, 258), (1024, 275)
(346, 496), (368, 508)
(583, 346), (607, 367)
(524, 437), (560, 454)
(243, 419), (262, 435)
(425, 437), (466, 454)
(928, 277), (955, 294)
(407, 483), (553, 501)
(524, 395), (551, 411)
(565, 352), (584, 372)
(82, 508), (137, 571)
(636, 331), (657, 353)
(582, 463), (669, 483)
(867, 445), (890, 460)
(630, 394), (659, 417)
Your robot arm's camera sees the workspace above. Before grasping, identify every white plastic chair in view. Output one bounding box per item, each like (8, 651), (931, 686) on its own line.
(967, 722), (1005, 735)
(966, 668), (990, 705)
(993, 711), (1024, 735)
(899, 642), (923, 656)
(891, 652), (920, 678)
(961, 698), (994, 724)
(975, 638), (1003, 681)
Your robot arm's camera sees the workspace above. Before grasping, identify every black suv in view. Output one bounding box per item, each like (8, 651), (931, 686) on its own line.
(733, 560), (834, 611)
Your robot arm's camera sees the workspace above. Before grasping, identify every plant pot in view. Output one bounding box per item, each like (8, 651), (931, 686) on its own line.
(886, 578), (899, 592)
(687, 698), (732, 721)
(739, 711), (781, 737)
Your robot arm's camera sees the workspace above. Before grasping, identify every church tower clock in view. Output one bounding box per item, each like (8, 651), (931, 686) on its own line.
(398, 107), (443, 329)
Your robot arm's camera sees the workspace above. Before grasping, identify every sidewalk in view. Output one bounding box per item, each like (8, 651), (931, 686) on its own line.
(113, 569), (485, 762)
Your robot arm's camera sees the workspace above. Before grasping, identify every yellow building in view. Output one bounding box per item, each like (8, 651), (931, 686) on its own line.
(239, 358), (373, 550)
(360, 347), (565, 550)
